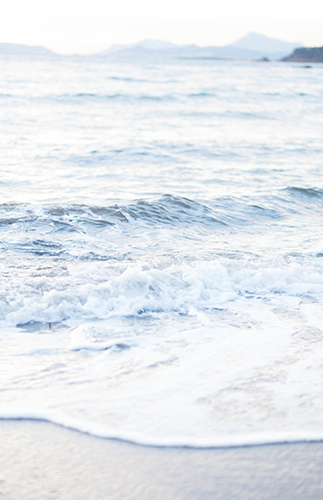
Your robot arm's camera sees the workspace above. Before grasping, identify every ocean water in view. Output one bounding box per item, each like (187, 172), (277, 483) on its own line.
(1, 55), (323, 447)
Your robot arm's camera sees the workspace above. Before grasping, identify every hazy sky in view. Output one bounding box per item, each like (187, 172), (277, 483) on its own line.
(1, 0), (323, 54)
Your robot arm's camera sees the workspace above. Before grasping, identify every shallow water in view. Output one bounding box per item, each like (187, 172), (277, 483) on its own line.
(1, 56), (323, 446)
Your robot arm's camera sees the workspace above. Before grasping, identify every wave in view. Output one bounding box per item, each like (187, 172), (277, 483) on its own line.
(285, 186), (323, 198)
(107, 76), (148, 83)
(2, 252), (323, 327)
(0, 195), (231, 231)
(6, 91), (229, 104)
(56, 93), (176, 103)
(188, 92), (217, 98)
(0, 193), (298, 232)
(1, 191), (321, 259)
(2, 192), (323, 326)
(1, 188), (323, 248)
(1, 411), (323, 449)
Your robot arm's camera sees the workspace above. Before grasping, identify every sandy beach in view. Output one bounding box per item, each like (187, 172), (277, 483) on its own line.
(0, 421), (322, 499)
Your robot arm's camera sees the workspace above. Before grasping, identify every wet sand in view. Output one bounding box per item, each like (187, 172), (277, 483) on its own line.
(0, 421), (323, 499)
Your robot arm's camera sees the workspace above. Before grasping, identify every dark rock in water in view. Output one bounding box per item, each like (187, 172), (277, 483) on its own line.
(282, 47), (323, 62)
(257, 56), (270, 62)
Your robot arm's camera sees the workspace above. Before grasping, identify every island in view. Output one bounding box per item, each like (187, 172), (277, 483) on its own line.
(0, 42), (54, 56)
(282, 47), (323, 62)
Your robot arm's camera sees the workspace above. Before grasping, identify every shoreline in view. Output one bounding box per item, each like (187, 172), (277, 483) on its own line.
(1, 421), (323, 499)
(2, 414), (323, 450)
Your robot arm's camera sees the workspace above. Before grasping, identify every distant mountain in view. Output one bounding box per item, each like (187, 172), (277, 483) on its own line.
(133, 40), (177, 51)
(95, 33), (303, 61)
(0, 43), (55, 56)
(230, 32), (302, 57)
(104, 39), (177, 55)
(0, 34), (305, 61)
(282, 46), (323, 62)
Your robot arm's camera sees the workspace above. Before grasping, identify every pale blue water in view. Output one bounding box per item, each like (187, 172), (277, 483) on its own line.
(1, 56), (323, 446)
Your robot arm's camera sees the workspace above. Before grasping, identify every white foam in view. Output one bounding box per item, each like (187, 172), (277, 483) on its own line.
(3, 308), (322, 448)
(68, 324), (133, 351)
(1, 408), (323, 449)
(2, 258), (323, 328)
(301, 302), (323, 331)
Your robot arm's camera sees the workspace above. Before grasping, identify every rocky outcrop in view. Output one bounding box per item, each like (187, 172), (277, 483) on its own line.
(282, 47), (323, 62)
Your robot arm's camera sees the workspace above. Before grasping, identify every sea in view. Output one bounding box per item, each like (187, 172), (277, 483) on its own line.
(1, 54), (323, 448)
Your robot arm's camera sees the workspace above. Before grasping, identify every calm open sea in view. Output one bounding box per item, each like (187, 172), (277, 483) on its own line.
(1, 55), (323, 447)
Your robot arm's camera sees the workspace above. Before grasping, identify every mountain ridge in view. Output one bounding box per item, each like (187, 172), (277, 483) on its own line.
(0, 42), (55, 56)
(95, 33), (303, 61)
(0, 33), (304, 60)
